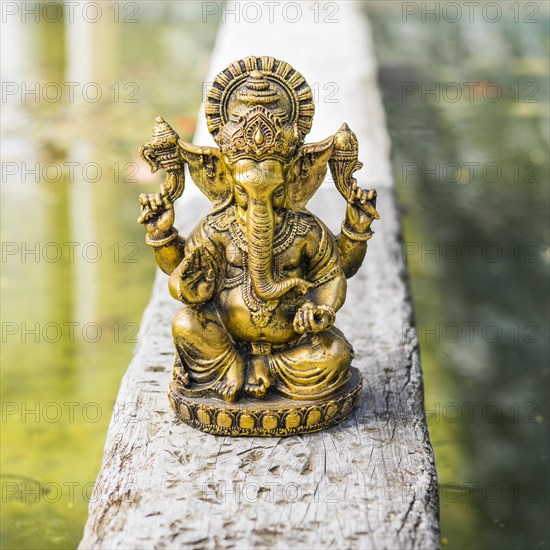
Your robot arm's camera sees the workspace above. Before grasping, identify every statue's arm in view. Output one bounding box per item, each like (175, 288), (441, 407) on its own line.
(293, 223), (346, 335)
(337, 232), (369, 280)
(150, 232), (186, 276)
(139, 184), (186, 275)
(336, 185), (377, 278)
(304, 221), (347, 311)
(308, 272), (346, 313)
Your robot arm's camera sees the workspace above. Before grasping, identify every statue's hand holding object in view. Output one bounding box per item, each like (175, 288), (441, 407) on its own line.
(293, 301), (336, 335)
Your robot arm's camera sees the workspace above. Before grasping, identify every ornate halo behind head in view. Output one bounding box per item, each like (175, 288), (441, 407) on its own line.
(205, 56), (314, 161)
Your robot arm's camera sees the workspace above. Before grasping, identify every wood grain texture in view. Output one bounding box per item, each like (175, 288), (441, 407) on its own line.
(79, 3), (440, 548)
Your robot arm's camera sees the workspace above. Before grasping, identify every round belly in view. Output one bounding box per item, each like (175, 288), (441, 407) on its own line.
(217, 286), (298, 345)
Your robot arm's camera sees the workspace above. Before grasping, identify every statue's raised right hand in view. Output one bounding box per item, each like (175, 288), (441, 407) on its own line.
(138, 182), (175, 238)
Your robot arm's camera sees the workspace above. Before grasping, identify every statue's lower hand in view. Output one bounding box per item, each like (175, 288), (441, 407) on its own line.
(346, 181), (377, 232)
(293, 301), (336, 334)
(138, 182), (175, 238)
(176, 246), (216, 304)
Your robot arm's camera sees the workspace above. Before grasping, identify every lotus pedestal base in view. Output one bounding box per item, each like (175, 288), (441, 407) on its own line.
(168, 367), (362, 437)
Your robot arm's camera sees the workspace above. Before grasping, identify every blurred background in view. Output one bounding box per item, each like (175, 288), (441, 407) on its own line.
(1, 1), (548, 549)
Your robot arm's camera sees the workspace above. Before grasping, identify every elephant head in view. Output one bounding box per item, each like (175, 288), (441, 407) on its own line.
(229, 158), (311, 301)
(179, 57), (338, 301)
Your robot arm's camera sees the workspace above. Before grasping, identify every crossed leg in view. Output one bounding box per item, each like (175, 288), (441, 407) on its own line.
(173, 304), (352, 402)
(172, 303), (244, 402)
(245, 328), (353, 400)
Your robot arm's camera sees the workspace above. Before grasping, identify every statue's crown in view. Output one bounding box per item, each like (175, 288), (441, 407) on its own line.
(205, 56), (314, 162)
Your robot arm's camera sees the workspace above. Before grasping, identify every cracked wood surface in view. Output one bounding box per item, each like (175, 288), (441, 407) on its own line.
(79, 3), (440, 548)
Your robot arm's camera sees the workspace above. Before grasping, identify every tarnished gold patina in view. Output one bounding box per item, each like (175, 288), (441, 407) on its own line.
(138, 56), (379, 436)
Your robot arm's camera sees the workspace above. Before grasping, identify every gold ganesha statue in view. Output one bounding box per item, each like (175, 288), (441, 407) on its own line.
(138, 56), (379, 436)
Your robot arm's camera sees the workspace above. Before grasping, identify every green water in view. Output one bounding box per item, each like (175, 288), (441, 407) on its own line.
(366, 2), (550, 549)
(0, 3), (218, 549)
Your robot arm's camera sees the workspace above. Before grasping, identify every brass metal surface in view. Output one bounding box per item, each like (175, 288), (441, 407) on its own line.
(138, 56), (379, 436)
(168, 368), (363, 437)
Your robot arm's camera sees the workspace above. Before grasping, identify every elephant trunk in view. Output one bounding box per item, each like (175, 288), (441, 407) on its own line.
(247, 198), (310, 301)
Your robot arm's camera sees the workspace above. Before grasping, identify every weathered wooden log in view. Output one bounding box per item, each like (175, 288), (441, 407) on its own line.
(79, 3), (440, 548)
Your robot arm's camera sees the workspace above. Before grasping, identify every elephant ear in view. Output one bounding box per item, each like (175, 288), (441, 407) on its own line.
(178, 140), (231, 209)
(286, 136), (335, 210)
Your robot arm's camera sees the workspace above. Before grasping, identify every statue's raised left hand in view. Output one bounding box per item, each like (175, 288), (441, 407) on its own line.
(293, 301), (336, 334)
(138, 182), (175, 238)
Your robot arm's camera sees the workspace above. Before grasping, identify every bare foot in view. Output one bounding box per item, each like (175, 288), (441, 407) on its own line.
(173, 352), (189, 387)
(211, 359), (244, 403)
(245, 357), (271, 399)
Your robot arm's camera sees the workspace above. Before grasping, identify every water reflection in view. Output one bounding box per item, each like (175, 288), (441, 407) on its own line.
(366, 2), (549, 549)
(1, 3), (218, 548)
